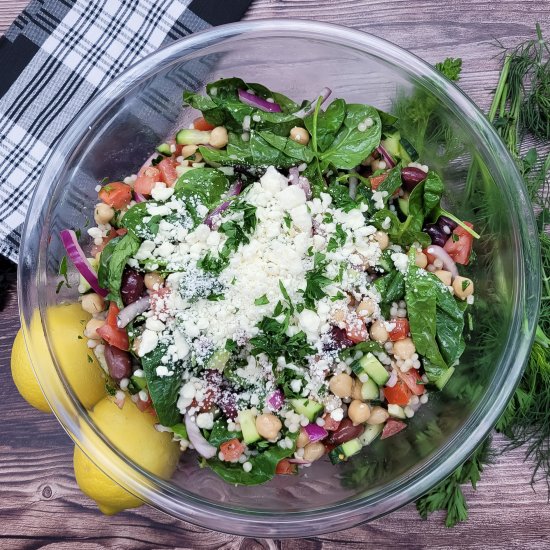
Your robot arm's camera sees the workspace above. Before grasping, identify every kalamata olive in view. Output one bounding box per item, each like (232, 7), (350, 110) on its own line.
(327, 418), (365, 445)
(437, 215), (458, 235)
(323, 326), (354, 351)
(104, 343), (132, 381)
(121, 268), (145, 306)
(401, 166), (427, 191)
(424, 223), (447, 247)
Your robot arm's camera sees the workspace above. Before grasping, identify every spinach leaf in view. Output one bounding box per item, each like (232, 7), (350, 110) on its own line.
(249, 132), (301, 168)
(372, 209), (431, 247)
(339, 340), (383, 360)
(304, 98), (346, 153)
(258, 131), (315, 163)
(183, 91), (226, 127)
(319, 104), (381, 170)
(102, 233), (140, 306)
(141, 344), (182, 426)
(122, 202), (162, 240)
(374, 269), (405, 304)
(208, 420), (242, 447)
(174, 168), (229, 212)
(376, 165), (403, 198)
(206, 431), (298, 485)
(405, 264), (466, 384)
(97, 236), (122, 289)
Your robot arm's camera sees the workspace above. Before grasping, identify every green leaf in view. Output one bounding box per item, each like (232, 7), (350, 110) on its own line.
(254, 294), (269, 306)
(319, 104), (381, 169)
(435, 57), (463, 81)
(304, 98), (346, 152)
(206, 431), (298, 485)
(374, 269), (405, 304)
(258, 130), (315, 163)
(141, 344), (182, 426)
(173, 168), (229, 213)
(100, 233), (140, 307)
(208, 420), (242, 448)
(122, 202), (162, 240)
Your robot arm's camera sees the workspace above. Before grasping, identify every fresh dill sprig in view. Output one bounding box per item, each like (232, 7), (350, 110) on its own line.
(416, 437), (494, 527)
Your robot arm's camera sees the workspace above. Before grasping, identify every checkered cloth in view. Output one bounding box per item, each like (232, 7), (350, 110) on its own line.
(0, 0), (252, 263)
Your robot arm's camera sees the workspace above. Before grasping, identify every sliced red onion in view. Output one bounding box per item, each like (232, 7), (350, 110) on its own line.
(295, 87), (332, 118)
(60, 229), (107, 297)
(376, 145), (396, 168)
(288, 458), (312, 465)
(386, 370), (398, 388)
(117, 296), (151, 328)
(134, 192), (147, 203)
(288, 167), (312, 199)
(304, 422), (328, 442)
(426, 245), (458, 279)
(238, 89), (281, 113)
(184, 413), (217, 459)
(204, 180), (243, 228)
(267, 389), (284, 411)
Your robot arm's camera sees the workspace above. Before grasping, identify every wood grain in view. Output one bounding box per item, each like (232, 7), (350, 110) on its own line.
(1, 1), (550, 548)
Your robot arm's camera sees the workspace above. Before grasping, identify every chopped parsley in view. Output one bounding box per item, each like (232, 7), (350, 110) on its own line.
(327, 223), (347, 252)
(254, 294), (269, 306)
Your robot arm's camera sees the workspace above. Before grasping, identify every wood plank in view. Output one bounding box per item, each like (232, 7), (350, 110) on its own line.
(1, 0), (550, 547)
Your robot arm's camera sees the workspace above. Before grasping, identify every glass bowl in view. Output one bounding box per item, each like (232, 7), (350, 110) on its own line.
(18, 19), (540, 537)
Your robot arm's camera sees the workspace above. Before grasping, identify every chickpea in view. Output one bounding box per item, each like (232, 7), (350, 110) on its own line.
(348, 400), (371, 425)
(94, 203), (115, 225)
(181, 144), (198, 158)
(415, 251), (428, 268)
(356, 298), (375, 318)
(209, 126), (228, 149)
(434, 269), (452, 286)
(85, 318), (105, 340)
(144, 271), (164, 290)
(393, 337), (416, 360)
(303, 441), (325, 462)
(453, 276), (474, 300)
(329, 372), (353, 398)
(289, 126), (310, 145)
(373, 230), (389, 251)
(366, 406), (390, 425)
(297, 428), (310, 448)
(255, 413), (282, 440)
(191, 152), (203, 164)
(351, 378), (363, 401)
(81, 293), (105, 314)
(370, 320), (389, 343)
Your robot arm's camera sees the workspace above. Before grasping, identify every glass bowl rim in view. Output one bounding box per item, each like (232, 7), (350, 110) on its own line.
(17, 18), (540, 537)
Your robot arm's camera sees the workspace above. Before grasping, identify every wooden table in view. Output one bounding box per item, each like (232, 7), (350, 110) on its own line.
(1, 1), (550, 548)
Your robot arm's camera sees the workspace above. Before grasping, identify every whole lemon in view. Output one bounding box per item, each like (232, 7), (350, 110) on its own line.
(74, 396), (181, 515)
(11, 329), (51, 413)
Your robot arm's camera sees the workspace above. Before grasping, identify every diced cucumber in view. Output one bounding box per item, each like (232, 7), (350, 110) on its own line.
(353, 353), (390, 386)
(79, 257), (99, 293)
(290, 398), (323, 422)
(170, 422), (188, 440)
(387, 404), (406, 419)
(361, 378), (380, 401)
(238, 409), (261, 444)
(207, 349), (230, 371)
(176, 129), (211, 145)
(156, 143), (172, 156)
(435, 366), (455, 390)
(329, 438), (363, 463)
(359, 423), (383, 446)
(381, 133), (401, 159)
(378, 251), (394, 272)
(131, 375), (147, 391)
(399, 136), (419, 162)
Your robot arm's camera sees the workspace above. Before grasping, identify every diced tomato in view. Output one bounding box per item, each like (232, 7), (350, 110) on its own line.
(193, 116), (216, 131)
(381, 419), (407, 440)
(443, 222), (474, 266)
(158, 157), (178, 187)
(134, 166), (161, 196)
(322, 413), (341, 432)
(136, 394), (156, 415)
(220, 438), (245, 461)
(369, 173), (388, 190)
(98, 182), (132, 209)
(389, 318), (410, 341)
(345, 319), (368, 344)
(97, 302), (129, 350)
(275, 459), (297, 475)
(383, 381), (412, 406)
(398, 369), (425, 396)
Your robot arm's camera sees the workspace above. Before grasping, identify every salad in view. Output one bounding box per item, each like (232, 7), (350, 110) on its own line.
(61, 78), (478, 485)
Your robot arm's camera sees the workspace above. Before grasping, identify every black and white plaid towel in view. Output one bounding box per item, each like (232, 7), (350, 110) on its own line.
(0, 0), (252, 263)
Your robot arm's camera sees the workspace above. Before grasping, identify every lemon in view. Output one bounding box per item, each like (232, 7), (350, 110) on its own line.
(74, 396), (181, 515)
(45, 303), (106, 409)
(11, 329), (51, 413)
